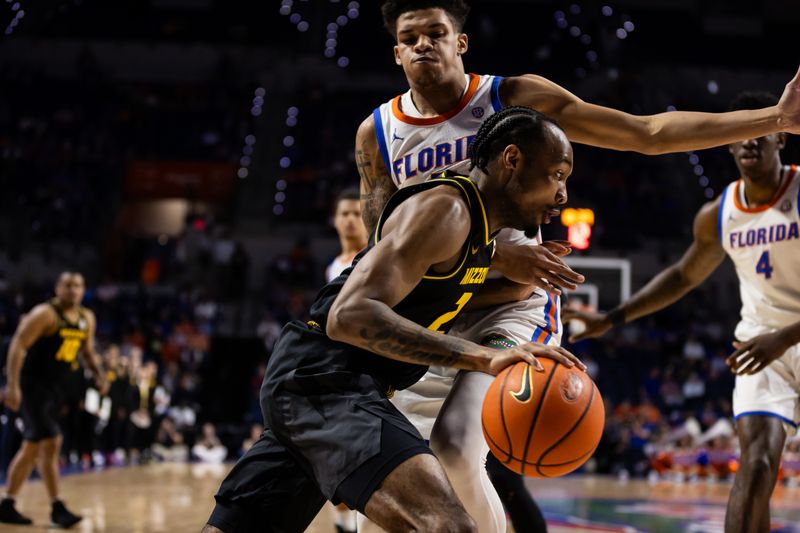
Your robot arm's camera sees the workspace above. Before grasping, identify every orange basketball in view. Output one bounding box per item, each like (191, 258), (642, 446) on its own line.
(482, 359), (605, 477)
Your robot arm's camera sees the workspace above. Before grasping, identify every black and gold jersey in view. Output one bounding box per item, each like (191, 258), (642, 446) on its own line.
(21, 300), (88, 384)
(298, 172), (496, 390)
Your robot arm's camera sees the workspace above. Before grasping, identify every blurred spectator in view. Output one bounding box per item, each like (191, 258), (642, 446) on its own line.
(241, 424), (263, 456)
(152, 417), (188, 463)
(192, 423), (227, 464)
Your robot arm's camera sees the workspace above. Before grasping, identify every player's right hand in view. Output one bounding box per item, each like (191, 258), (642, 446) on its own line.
(493, 240), (584, 295)
(4, 384), (22, 412)
(485, 343), (586, 376)
(562, 308), (612, 342)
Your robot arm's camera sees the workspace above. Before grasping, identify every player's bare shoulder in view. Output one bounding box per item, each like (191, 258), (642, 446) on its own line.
(383, 184), (472, 253)
(694, 196), (723, 241)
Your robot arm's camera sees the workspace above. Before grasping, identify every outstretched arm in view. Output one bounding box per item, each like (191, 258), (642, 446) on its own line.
(563, 199), (726, 341)
(355, 114), (398, 233)
(502, 68), (800, 155)
(327, 188), (581, 375)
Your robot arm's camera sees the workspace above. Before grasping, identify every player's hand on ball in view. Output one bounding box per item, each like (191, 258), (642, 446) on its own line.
(492, 241), (584, 295)
(485, 343), (586, 376)
(726, 331), (792, 375)
(562, 309), (612, 342)
(4, 384), (22, 411)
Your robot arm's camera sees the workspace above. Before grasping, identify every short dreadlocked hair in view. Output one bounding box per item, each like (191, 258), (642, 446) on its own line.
(469, 106), (564, 172)
(728, 91), (778, 112)
(381, 0), (471, 37)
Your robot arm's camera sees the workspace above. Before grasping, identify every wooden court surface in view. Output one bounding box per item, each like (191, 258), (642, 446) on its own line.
(3, 463), (800, 532)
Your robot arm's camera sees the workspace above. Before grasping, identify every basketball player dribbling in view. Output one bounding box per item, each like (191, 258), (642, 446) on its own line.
(203, 108), (586, 533)
(1, 272), (106, 528)
(565, 91), (800, 533)
(357, 2), (800, 531)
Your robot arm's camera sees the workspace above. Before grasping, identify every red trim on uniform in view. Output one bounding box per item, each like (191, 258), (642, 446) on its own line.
(733, 165), (797, 213)
(391, 73), (481, 126)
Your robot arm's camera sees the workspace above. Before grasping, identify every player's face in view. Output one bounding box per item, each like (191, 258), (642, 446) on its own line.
(393, 8), (468, 87)
(511, 126), (573, 237)
(56, 273), (85, 307)
(334, 199), (368, 241)
(728, 133), (785, 178)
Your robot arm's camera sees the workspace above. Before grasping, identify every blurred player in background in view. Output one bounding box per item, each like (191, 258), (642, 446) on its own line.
(1, 272), (105, 528)
(565, 91), (800, 533)
(326, 190), (369, 284)
(357, 1), (800, 531)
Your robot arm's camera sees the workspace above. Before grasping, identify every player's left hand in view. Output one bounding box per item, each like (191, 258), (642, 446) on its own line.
(726, 331), (793, 375)
(778, 66), (800, 133)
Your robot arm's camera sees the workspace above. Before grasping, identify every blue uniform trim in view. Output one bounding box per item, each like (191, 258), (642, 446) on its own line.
(717, 185), (729, 244)
(542, 332), (552, 344)
(734, 411), (798, 428)
(531, 326), (542, 341)
(372, 107), (393, 182)
(543, 293), (553, 331)
(490, 76), (503, 112)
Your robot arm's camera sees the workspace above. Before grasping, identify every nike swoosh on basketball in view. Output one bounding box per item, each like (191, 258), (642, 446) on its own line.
(510, 365), (534, 403)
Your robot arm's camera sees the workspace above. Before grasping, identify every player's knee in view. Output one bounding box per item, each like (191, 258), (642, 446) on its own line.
(419, 508), (477, 533)
(430, 431), (472, 474)
(740, 452), (778, 480)
(39, 437), (60, 456)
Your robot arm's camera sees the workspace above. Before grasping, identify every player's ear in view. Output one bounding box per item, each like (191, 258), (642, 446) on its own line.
(776, 132), (788, 150)
(456, 33), (468, 56)
(501, 144), (521, 173)
(394, 45), (402, 66)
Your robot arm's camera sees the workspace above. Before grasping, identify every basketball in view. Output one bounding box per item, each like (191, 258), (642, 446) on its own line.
(482, 359), (605, 478)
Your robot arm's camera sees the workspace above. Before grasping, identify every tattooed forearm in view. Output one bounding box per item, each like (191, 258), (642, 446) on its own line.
(357, 320), (484, 370)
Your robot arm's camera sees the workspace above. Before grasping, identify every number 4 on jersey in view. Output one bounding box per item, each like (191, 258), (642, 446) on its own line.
(756, 250), (773, 279)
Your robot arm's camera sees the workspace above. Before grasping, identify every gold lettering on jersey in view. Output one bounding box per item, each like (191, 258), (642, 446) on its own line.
(460, 267), (489, 285)
(55, 329), (87, 363)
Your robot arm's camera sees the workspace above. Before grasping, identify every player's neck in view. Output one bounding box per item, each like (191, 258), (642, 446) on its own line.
(55, 299), (79, 315)
(407, 72), (468, 117)
(474, 173), (506, 235)
(741, 161), (784, 207)
(338, 238), (365, 257)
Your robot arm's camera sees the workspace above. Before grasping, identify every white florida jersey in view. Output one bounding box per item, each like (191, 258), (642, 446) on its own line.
(372, 73), (561, 341)
(719, 164), (800, 336)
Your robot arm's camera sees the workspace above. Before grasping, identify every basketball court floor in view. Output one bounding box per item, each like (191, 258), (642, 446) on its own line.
(2, 463), (799, 532)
